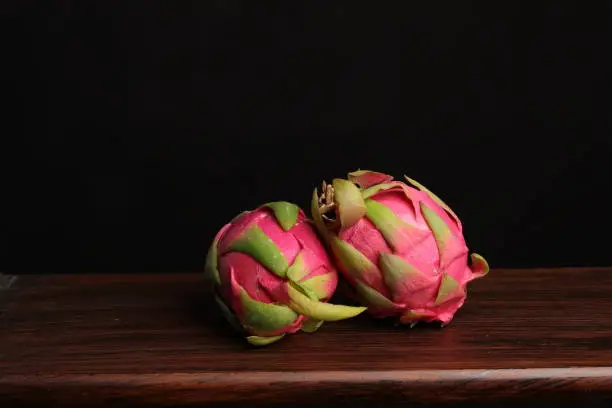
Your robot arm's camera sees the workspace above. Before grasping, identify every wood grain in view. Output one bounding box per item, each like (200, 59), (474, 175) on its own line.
(1, 268), (612, 406)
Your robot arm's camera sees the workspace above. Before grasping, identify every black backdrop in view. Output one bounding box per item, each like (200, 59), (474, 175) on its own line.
(2, 2), (610, 273)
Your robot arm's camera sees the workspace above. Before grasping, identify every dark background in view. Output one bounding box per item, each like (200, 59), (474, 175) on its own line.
(2, 2), (610, 274)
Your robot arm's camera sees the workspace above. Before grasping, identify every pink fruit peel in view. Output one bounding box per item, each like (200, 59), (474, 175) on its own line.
(311, 170), (489, 327)
(206, 201), (366, 346)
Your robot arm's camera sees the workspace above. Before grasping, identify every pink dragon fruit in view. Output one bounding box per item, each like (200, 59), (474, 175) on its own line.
(311, 170), (489, 326)
(205, 201), (366, 346)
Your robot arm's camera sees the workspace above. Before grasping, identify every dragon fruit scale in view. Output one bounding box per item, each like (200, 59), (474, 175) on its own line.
(205, 201), (366, 346)
(311, 170), (489, 327)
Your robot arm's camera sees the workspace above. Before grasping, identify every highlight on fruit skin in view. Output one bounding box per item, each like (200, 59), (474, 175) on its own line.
(205, 201), (367, 346)
(311, 170), (489, 327)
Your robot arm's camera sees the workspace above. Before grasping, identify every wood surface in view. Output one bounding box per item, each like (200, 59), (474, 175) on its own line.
(1, 268), (612, 407)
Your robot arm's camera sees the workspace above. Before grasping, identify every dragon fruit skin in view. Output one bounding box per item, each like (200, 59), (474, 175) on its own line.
(311, 170), (489, 326)
(205, 201), (366, 346)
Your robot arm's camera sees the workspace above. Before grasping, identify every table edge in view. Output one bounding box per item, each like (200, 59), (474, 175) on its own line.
(0, 273), (18, 313)
(2, 367), (612, 405)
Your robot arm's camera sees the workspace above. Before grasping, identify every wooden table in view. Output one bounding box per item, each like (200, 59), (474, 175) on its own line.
(1, 268), (612, 407)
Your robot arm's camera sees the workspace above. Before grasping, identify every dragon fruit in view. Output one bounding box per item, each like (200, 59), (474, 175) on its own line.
(205, 201), (366, 346)
(311, 170), (489, 326)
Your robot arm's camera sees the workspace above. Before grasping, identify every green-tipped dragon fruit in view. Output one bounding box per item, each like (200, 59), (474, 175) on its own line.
(205, 201), (366, 346)
(311, 170), (489, 327)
